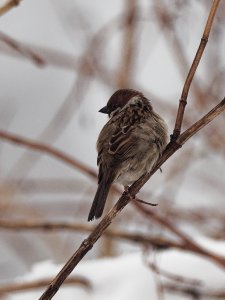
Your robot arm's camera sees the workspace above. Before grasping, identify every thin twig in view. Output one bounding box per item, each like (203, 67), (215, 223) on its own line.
(0, 103), (223, 256)
(0, 130), (97, 179)
(135, 197), (158, 206)
(177, 98), (225, 145)
(154, 1), (205, 109)
(150, 254), (165, 300)
(0, 178), (89, 194)
(131, 98), (225, 194)
(165, 283), (225, 299)
(148, 261), (202, 287)
(172, 0), (221, 139)
(0, 276), (91, 295)
(116, 0), (137, 87)
(0, 31), (45, 66)
(38, 98), (225, 300)
(0, 219), (183, 250)
(136, 201), (225, 270)
(5, 11), (132, 179)
(0, 0), (22, 17)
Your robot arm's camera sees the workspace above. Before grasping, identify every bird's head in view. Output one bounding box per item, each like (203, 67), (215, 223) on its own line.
(99, 89), (146, 117)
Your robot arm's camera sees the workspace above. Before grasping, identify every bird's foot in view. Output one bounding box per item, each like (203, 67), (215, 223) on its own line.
(124, 186), (129, 192)
(122, 186), (136, 201)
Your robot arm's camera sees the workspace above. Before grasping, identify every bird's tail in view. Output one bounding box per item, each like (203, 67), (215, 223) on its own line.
(88, 178), (112, 221)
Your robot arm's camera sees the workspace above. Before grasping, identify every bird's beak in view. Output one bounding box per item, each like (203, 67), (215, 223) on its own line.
(99, 106), (109, 114)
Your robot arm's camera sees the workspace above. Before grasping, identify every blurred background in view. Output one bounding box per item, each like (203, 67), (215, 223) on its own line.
(0, 0), (224, 298)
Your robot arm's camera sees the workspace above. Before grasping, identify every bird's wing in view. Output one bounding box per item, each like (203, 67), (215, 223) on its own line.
(108, 125), (137, 163)
(97, 125), (137, 183)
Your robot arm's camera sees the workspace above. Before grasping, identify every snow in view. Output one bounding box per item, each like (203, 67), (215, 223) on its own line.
(9, 237), (225, 300)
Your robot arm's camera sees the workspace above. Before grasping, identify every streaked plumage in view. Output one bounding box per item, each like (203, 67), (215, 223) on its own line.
(88, 89), (168, 221)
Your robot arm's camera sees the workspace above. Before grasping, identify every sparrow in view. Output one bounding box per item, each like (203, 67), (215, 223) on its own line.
(88, 89), (168, 221)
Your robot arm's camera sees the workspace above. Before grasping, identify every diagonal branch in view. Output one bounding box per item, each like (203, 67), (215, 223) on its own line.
(0, 130), (97, 179)
(0, 0), (22, 17)
(0, 102), (223, 300)
(172, 0), (220, 140)
(0, 219), (183, 250)
(165, 284), (225, 299)
(38, 97), (225, 300)
(0, 31), (45, 66)
(0, 276), (91, 295)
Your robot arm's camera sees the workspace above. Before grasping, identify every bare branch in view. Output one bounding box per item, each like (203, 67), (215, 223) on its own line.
(0, 130), (97, 179)
(177, 98), (225, 145)
(116, 0), (138, 87)
(172, 0), (221, 139)
(130, 98), (225, 194)
(0, 219), (183, 250)
(0, 276), (91, 295)
(148, 261), (202, 287)
(165, 283), (225, 299)
(0, 31), (45, 66)
(0, 0), (22, 17)
(134, 197), (225, 269)
(38, 97), (225, 300)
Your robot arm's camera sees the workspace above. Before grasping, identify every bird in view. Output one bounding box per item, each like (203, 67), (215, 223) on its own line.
(88, 89), (168, 221)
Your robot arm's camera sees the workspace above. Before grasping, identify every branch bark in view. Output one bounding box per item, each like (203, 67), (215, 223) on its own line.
(0, 0), (22, 17)
(0, 219), (183, 250)
(116, 0), (137, 87)
(0, 130), (97, 180)
(165, 284), (225, 299)
(0, 31), (45, 66)
(0, 276), (90, 295)
(38, 97), (225, 300)
(172, 0), (221, 139)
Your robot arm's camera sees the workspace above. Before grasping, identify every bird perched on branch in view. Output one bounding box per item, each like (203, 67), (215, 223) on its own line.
(88, 89), (168, 221)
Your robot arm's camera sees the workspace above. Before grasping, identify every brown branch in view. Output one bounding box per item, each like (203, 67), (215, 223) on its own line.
(0, 219), (183, 250)
(172, 0), (221, 140)
(148, 261), (202, 287)
(0, 31), (45, 66)
(0, 276), (91, 295)
(6, 77), (89, 178)
(0, 178), (89, 194)
(154, 2), (205, 110)
(134, 199), (225, 270)
(177, 97), (225, 145)
(116, 0), (137, 87)
(0, 0), (22, 17)
(38, 97), (225, 300)
(165, 283), (225, 299)
(0, 130), (97, 180)
(132, 100), (225, 266)
(130, 98), (225, 194)
(5, 11), (139, 179)
(0, 41), (79, 70)
(0, 91), (222, 300)
(0, 93), (222, 197)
